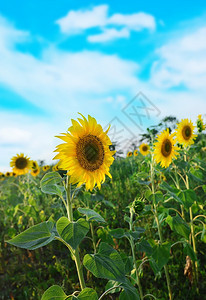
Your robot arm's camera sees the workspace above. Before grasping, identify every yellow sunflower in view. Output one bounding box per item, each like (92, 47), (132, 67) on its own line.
(176, 119), (197, 147)
(10, 153), (31, 176)
(54, 114), (115, 191)
(134, 149), (138, 156)
(139, 143), (150, 156)
(31, 160), (39, 170)
(52, 162), (61, 172)
(5, 172), (11, 177)
(197, 115), (205, 133)
(31, 167), (40, 177)
(154, 129), (179, 168)
(127, 151), (133, 157)
(42, 165), (50, 172)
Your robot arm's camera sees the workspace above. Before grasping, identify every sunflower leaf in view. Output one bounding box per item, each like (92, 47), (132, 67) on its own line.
(56, 217), (89, 250)
(40, 172), (65, 197)
(78, 208), (106, 223)
(41, 285), (68, 300)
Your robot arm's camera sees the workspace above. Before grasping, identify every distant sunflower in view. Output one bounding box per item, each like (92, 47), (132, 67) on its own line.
(10, 153), (31, 175)
(176, 119), (197, 147)
(154, 129), (179, 168)
(31, 160), (39, 170)
(134, 150), (138, 156)
(139, 143), (150, 156)
(127, 151), (133, 157)
(197, 115), (205, 133)
(31, 167), (40, 177)
(42, 165), (50, 172)
(5, 172), (11, 177)
(54, 114), (115, 191)
(52, 162), (60, 172)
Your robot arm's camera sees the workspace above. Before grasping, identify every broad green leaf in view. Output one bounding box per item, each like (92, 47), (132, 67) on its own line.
(151, 242), (171, 271)
(40, 172), (65, 197)
(105, 280), (121, 294)
(148, 191), (164, 205)
(78, 288), (98, 300)
(178, 190), (197, 210)
(78, 208), (106, 223)
(119, 279), (140, 300)
(166, 215), (190, 239)
(110, 228), (125, 239)
(57, 217), (89, 250)
(83, 242), (125, 282)
(160, 182), (182, 203)
(7, 221), (55, 250)
(136, 239), (153, 256)
(41, 285), (67, 300)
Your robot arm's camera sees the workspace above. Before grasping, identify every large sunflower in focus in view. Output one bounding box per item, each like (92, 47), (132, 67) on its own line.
(154, 129), (179, 168)
(10, 153), (31, 175)
(176, 119), (197, 147)
(139, 143), (150, 156)
(54, 114), (115, 191)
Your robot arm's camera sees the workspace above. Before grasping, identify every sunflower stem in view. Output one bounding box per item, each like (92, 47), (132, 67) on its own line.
(66, 175), (86, 290)
(184, 154), (199, 291)
(150, 154), (172, 300)
(90, 223), (97, 253)
(129, 207), (144, 300)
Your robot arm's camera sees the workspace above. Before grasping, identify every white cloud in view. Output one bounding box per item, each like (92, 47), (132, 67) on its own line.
(87, 28), (129, 43)
(150, 26), (206, 90)
(108, 12), (156, 31)
(56, 5), (156, 42)
(56, 5), (108, 34)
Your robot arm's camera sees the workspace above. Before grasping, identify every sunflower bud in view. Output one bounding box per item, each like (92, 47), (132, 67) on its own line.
(132, 197), (145, 214)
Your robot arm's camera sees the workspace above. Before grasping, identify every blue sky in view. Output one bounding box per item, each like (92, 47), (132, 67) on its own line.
(0, 0), (206, 171)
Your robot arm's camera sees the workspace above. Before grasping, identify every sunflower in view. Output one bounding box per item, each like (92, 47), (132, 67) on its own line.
(139, 143), (150, 156)
(54, 114), (115, 191)
(197, 115), (205, 133)
(127, 151), (133, 157)
(176, 119), (197, 147)
(10, 153), (31, 175)
(42, 165), (50, 172)
(31, 160), (39, 170)
(154, 128), (179, 168)
(52, 162), (61, 172)
(134, 150), (138, 156)
(5, 172), (11, 177)
(31, 167), (40, 177)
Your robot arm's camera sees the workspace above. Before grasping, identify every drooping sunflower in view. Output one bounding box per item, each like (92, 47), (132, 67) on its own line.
(196, 115), (205, 133)
(10, 153), (31, 175)
(54, 114), (115, 191)
(31, 167), (40, 177)
(139, 143), (150, 156)
(154, 128), (179, 168)
(42, 165), (50, 172)
(176, 119), (197, 147)
(127, 151), (133, 157)
(134, 150), (138, 156)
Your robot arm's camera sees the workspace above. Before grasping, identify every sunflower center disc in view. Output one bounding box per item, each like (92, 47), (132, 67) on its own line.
(142, 146), (148, 152)
(76, 134), (104, 171)
(183, 126), (192, 140)
(161, 139), (172, 157)
(15, 158), (28, 169)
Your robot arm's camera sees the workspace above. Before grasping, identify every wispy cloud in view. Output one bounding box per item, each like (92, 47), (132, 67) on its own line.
(56, 5), (156, 42)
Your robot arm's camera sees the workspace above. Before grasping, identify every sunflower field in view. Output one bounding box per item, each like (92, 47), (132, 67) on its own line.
(0, 114), (206, 300)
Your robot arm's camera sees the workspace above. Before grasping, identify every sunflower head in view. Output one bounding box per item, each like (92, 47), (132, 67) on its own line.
(127, 151), (133, 157)
(31, 167), (40, 177)
(139, 143), (150, 156)
(132, 197), (145, 214)
(10, 153), (31, 175)
(176, 119), (197, 147)
(134, 150), (138, 156)
(154, 128), (179, 168)
(31, 160), (39, 170)
(5, 172), (11, 177)
(42, 165), (50, 172)
(54, 114), (115, 191)
(197, 115), (205, 133)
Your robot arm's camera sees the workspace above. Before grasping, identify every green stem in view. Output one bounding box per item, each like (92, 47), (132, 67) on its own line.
(90, 223), (97, 253)
(174, 165), (185, 221)
(66, 175), (86, 290)
(184, 154), (199, 289)
(150, 155), (172, 300)
(129, 208), (144, 300)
